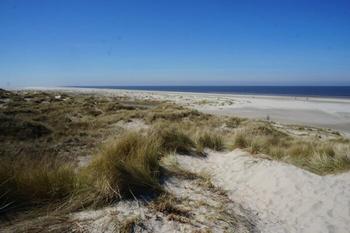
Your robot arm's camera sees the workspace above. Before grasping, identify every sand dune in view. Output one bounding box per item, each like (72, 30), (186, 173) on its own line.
(176, 149), (350, 233)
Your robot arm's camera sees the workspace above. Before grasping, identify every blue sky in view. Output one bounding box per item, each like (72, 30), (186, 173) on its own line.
(0, 0), (349, 87)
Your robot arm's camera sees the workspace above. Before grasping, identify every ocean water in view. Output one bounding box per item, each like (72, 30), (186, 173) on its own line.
(73, 86), (350, 98)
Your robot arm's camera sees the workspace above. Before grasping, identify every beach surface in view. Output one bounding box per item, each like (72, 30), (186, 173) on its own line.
(30, 87), (350, 136)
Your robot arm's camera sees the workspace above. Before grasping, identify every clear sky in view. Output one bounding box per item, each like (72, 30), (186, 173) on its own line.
(1, 0), (349, 87)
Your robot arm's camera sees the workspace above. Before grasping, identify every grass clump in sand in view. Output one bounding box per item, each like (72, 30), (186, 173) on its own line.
(145, 104), (202, 123)
(87, 132), (163, 202)
(0, 127), (202, 216)
(82, 128), (201, 204)
(231, 122), (350, 174)
(0, 158), (79, 214)
(149, 193), (190, 218)
(119, 216), (142, 233)
(196, 132), (225, 151)
(155, 125), (195, 154)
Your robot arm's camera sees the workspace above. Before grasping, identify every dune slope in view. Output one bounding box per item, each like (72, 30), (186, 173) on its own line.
(176, 149), (350, 233)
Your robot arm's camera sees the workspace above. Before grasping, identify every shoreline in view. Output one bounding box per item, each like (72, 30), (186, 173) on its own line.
(21, 86), (350, 103)
(65, 86), (350, 100)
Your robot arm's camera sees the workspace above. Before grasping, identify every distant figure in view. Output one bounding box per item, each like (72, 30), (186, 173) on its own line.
(266, 115), (270, 121)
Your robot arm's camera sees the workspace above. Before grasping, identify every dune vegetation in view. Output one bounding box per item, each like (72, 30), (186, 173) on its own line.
(1, 89), (349, 230)
(230, 122), (350, 174)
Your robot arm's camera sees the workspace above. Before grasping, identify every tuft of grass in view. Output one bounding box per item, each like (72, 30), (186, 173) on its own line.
(230, 123), (350, 174)
(196, 132), (225, 151)
(304, 150), (350, 174)
(225, 117), (244, 128)
(145, 104), (201, 123)
(0, 126), (204, 217)
(232, 132), (250, 149)
(87, 132), (163, 202)
(156, 125), (195, 154)
(150, 193), (190, 218)
(0, 158), (78, 214)
(119, 216), (141, 233)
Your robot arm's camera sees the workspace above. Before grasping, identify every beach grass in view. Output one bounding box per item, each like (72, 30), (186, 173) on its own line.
(86, 132), (163, 202)
(0, 127), (200, 216)
(155, 124), (196, 154)
(0, 158), (78, 214)
(230, 122), (350, 174)
(196, 131), (225, 151)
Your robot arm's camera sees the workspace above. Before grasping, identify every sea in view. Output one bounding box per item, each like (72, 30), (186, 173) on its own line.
(72, 86), (350, 99)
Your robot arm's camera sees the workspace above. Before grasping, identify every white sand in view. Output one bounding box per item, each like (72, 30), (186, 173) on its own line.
(176, 149), (350, 233)
(196, 95), (350, 135)
(70, 170), (256, 233)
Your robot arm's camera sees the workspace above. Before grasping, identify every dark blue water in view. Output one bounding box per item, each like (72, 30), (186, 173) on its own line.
(71, 86), (350, 98)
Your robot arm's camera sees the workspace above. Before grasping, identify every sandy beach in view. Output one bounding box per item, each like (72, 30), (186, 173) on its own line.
(31, 87), (350, 136)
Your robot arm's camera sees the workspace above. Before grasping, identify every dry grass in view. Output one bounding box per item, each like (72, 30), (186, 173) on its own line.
(0, 131), (165, 217)
(86, 132), (163, 202)
(119, 216), (141, 233)
(231, 122), (350, 174)
(0, 90), (159, 162)
(225, 117), (245, 128)
(0, 131), (157, 216)
(0, 215), (74, 233)
(145, 104), (202, 123)
(149, 193), (191, 218)
(155, 124), (195, 154)
(0, 109), (207, 219)
(0, 158), (79, 215)
(196, 132), (225, 151)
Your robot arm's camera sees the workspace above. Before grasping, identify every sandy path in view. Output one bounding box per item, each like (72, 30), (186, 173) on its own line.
(176, 150), (350, 233)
